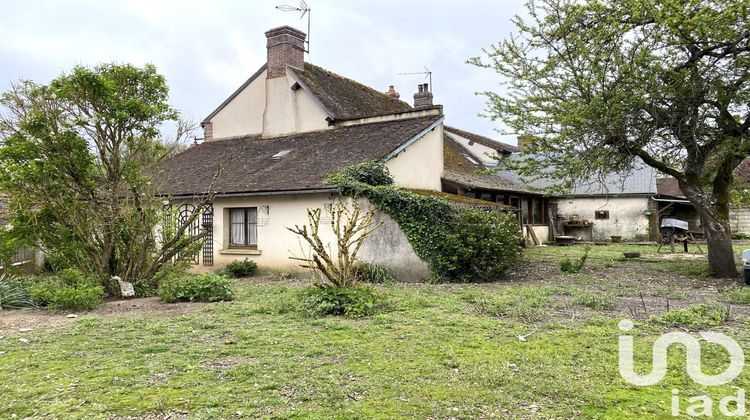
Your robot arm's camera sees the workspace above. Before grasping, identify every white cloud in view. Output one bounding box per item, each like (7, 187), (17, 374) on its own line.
(0, 0), (527, 142)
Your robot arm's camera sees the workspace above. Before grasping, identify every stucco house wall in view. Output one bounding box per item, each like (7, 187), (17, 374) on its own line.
(181, 193), (428, 281)
(445, 131), (500, 166)
(210, 70), (267, 139)
(385, 125), (443, 191)
(555, 196), (651, 241)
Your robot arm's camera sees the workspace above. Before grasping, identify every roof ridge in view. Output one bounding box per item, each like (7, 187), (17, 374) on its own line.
(444, 125), (520, 153)
(301, 63), (411, 109)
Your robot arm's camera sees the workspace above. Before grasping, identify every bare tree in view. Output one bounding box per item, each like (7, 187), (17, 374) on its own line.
(288, 200), (382, 287)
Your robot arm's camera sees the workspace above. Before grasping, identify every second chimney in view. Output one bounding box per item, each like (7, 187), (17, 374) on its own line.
(385, 85), (400, 99)
(413, 83), (433, 108)
(265, 26), (306, 79)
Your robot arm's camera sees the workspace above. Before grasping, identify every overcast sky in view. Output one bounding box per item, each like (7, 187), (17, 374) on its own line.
(0, 0), (527, 143)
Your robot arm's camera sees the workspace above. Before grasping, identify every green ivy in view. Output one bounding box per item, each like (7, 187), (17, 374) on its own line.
(326, 162), (523, 282)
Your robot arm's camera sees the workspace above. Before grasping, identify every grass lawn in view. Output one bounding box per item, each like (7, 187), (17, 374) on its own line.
(2, 244), (750, 418)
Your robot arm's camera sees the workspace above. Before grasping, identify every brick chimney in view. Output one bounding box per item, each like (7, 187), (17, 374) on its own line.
(413, 83), (433, 108)
(385, 85), (400, 99)
(202, 121), (213, 141)
(265, 26), (306, 79)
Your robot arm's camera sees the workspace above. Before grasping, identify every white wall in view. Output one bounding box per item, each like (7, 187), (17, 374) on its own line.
(209, 69), (332, 140)
(730, 208), (750, 234)
(385, 124), (443, 191)
(210, 70), (267, 139)
(445, 131), (499, 166)
(555, 196), (651, 241)
(179, 194), (428, 280)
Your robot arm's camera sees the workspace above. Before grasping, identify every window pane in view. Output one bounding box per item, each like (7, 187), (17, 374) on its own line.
(247, 207), (258, 246)
(230, 209), (245, 245)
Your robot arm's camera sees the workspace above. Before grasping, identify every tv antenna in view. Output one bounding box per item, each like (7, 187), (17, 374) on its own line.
(397, 67), (433, 94)
(276, 1), (311, 54)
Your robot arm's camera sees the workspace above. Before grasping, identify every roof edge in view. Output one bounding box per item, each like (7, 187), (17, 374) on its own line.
(202, 63), (268, 124)
(383, 116), (444, 161)
(286, 67), (337, 121)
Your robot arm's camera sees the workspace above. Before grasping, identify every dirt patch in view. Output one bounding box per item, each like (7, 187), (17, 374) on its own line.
(201, 356), (249, 373)
(0, 297), (206, 334)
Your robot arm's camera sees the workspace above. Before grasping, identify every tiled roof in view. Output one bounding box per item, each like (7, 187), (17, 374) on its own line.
(442, 134), (537, 194)
(289, 64), (412, 121)
(444, 126), (520, 154)
(656, 177), (684, 198)
(151, 115), (442, 197)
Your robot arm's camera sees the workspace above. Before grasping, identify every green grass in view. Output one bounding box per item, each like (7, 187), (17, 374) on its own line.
(650, 304), (731, 329)
(722, 287), (750, 304)
(1, 279), (749, 418)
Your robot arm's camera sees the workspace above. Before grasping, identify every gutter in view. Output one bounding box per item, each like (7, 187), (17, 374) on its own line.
(166, 188), (338, 200)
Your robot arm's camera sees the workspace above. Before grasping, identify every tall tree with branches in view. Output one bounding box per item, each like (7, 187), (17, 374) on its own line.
(472, 0), (750, 276)
(0, 63), (209, 291)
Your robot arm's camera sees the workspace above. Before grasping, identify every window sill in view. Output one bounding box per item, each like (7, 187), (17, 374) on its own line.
(219, 248), (262, 256)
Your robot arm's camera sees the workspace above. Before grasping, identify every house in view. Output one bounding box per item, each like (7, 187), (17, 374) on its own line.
(152, 26), (456, 279)
(476, 148), (660, 242)
(440, 132), (550, 243)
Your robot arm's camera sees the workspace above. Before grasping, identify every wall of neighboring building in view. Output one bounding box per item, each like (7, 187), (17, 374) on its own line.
(555, 196), (652, 241)
(445, 132), (499, 166)
(180, 194), (429, 281)
(730, 208), (750, 234)
(385, 124), (443, 191)
(210, 70), (267, 139)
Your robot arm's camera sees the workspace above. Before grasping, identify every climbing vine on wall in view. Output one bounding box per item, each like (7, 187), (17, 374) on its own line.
(326, 162), (523, 282)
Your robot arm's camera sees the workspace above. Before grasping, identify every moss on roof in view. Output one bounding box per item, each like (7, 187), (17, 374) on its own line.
(409, 189), (515, 210)
(442, 134), (536, 194)
(290, 64), (411, 120)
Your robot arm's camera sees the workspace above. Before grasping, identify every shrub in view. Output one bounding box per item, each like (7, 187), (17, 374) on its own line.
(327, 162), (523, 282)
(722, 287), (750, 305)
(353, 262), (395, 283)
(651, 304), (730, 328)
(732, 232), (750, 240)
(298, 285), (386, 317)
(224, 258), (258, 278)
(131, 277), (158, 298)
(0, 274), (35, 310)
(158, 273), (234, 303)
(29, 269), (104, 311)
(560, 247), (590, 274)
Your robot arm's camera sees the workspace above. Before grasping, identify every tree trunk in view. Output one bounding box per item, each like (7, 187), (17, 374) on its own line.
(681, 184), (738, 278)
(697, 207), (737, 277)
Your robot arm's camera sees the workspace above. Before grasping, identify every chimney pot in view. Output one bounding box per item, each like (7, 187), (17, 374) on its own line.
(386, 85), (400, 99)
(265, 26), (306, 79)
(413, 83), (433, 108)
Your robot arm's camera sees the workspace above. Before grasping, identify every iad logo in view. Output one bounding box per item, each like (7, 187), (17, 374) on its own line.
(618, 319), (746, 417)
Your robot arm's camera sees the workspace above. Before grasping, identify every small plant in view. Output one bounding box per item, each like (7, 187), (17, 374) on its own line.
(29, 269), (104, 311)
(572, 291), (615, 310)
(651, 304), (730, 328)
(465, 287), (553, 322)
(224, 258), (258, 278)
(353, 262), (395, 284)
(297, 285), (386, 317)
(721, 287), (750, 305)
(158, 273), (234, 303)
(560, 246), (590, 274)
(0, 274), (36, 310)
